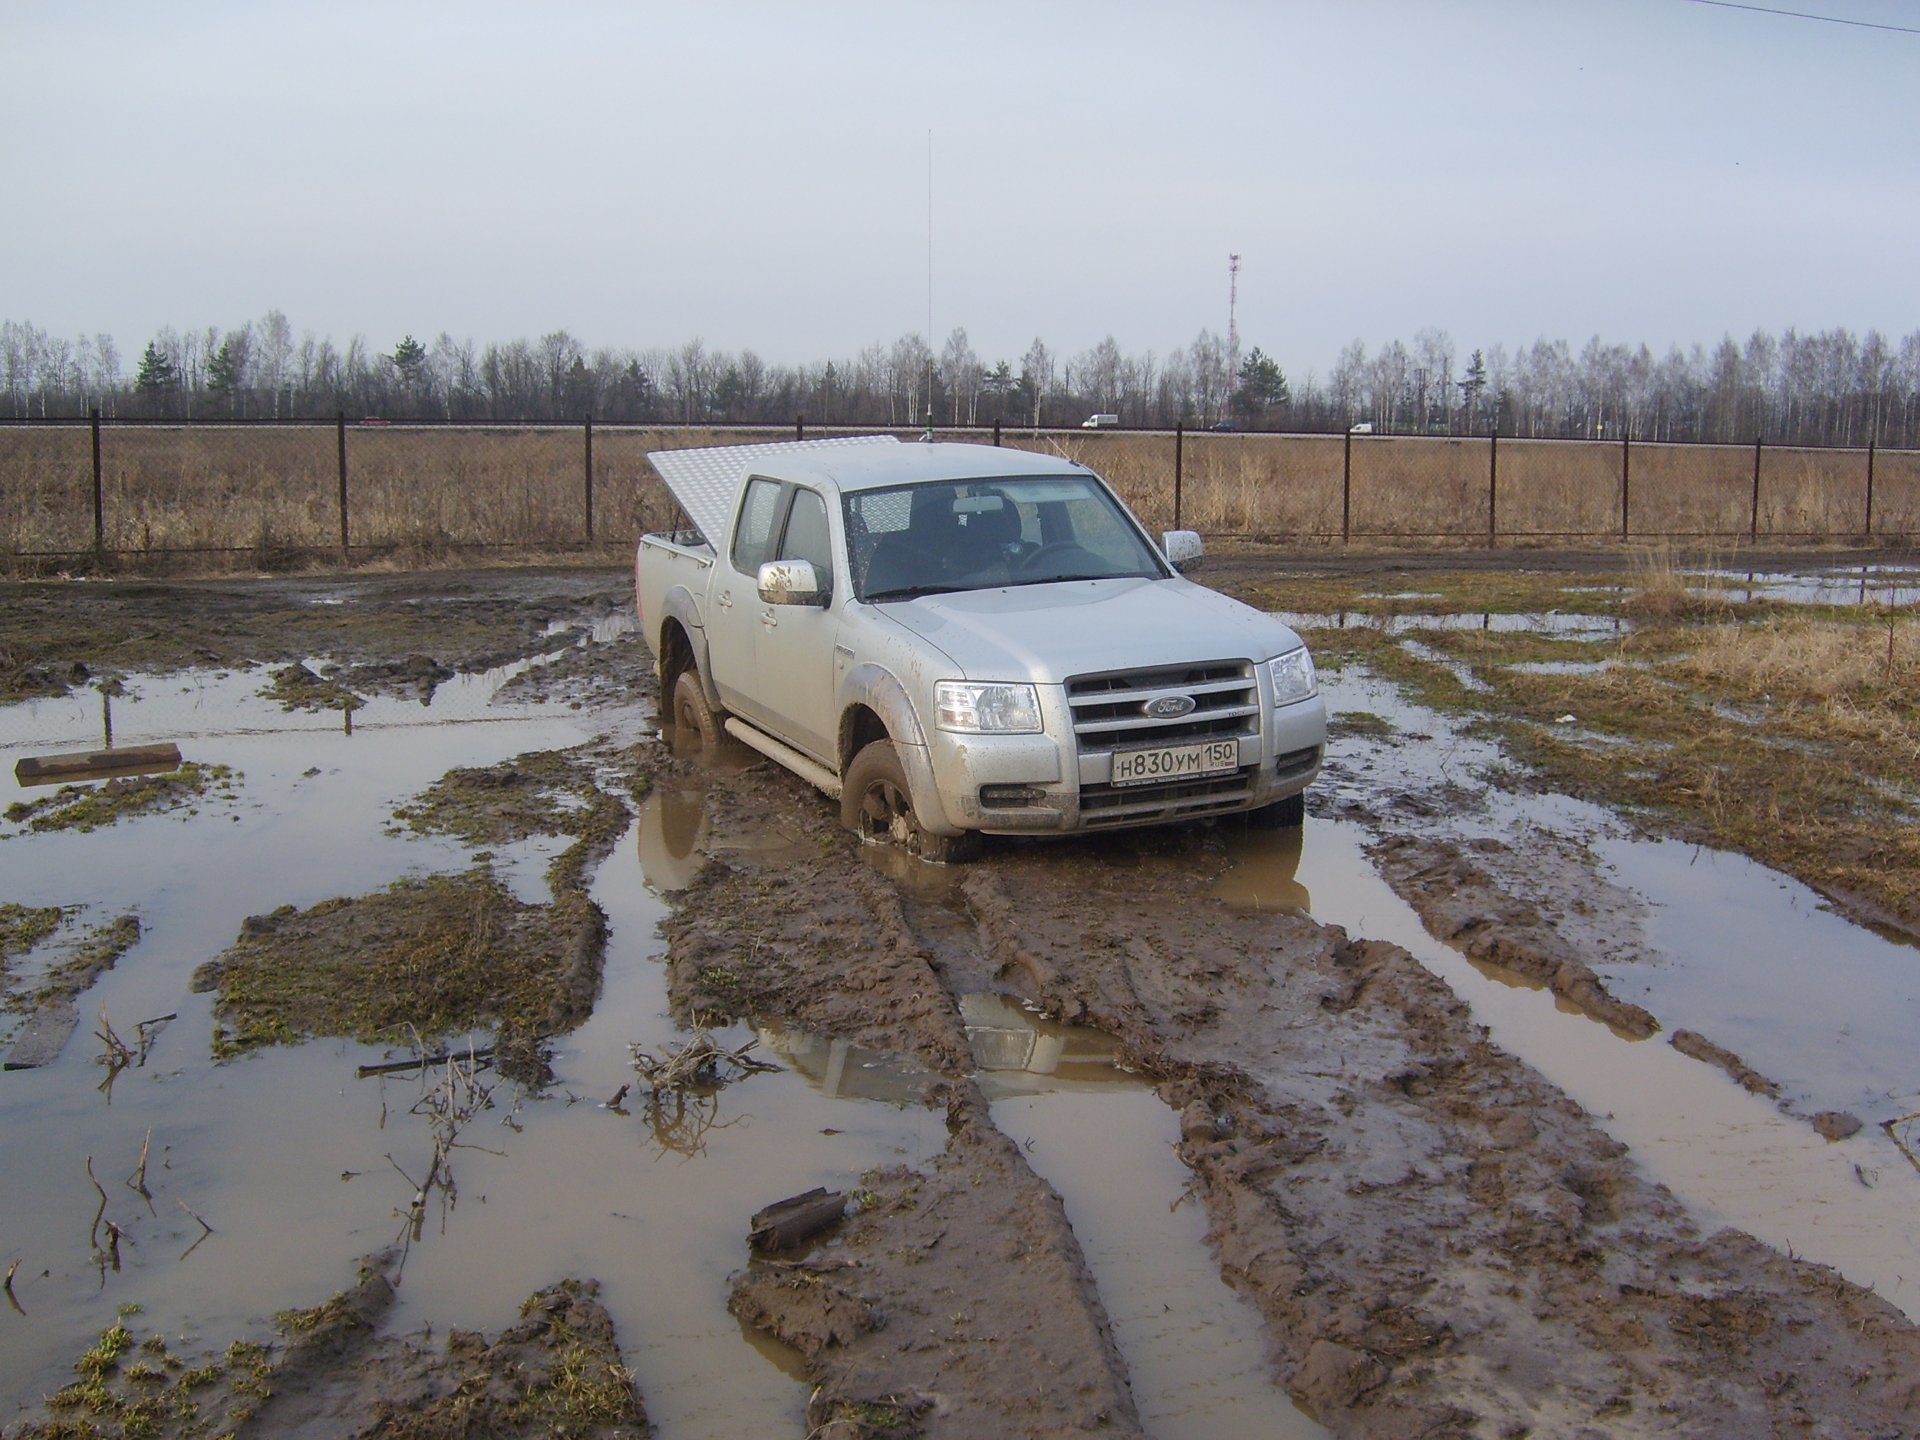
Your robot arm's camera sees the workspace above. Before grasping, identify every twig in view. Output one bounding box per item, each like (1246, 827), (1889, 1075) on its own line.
(176, 1199), (213, 1236)
(127, 1129), (153, 1199)
(4, 1258), (23, 1316)
(134, 1013), (176, 1063)
(356, 1047), (495, 1079)
(1881, 1112), (1920, 1177)
(85, 1157), (108, 1250)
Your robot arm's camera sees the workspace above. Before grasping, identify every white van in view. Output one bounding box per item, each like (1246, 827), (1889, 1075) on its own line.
(1081, 413), (1119, 429)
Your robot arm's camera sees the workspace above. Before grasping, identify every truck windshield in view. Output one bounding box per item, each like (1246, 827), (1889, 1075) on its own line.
(846, 475), (1167, 602)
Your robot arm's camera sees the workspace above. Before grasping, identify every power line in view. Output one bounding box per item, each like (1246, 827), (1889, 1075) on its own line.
(1682, 0), (1920, 35)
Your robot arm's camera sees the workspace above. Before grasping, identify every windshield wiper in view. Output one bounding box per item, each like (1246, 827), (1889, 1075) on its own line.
(862, 583), (959, 602)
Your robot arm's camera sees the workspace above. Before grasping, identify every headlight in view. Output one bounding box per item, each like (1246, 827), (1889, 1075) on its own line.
(1268, 648), (1317, 706)
(935, 680), (1043, 733)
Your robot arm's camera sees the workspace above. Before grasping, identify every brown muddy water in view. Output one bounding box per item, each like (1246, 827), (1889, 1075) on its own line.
(4, 626), (1919, 1434)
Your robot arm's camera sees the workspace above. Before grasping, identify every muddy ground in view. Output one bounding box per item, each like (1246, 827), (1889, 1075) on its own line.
(4, 557), (1919, 1439)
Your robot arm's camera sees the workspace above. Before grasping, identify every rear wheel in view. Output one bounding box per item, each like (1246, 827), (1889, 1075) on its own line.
(671, 668), (722, 753)
(1245, 790), (1306, 830)
(841, 739), (978, 863)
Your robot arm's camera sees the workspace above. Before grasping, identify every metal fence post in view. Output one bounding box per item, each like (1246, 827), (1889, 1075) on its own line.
(992, 419), (1001, 447)
(584, 415), (596, 542)
(1341, 428), (1352, 545)
(1751, 436), (1763, 542)
(336, 413), (350, 558)
(1173, 422), (1184, 531)
(795, 415), (805, 441)
(1621, 432), (1631, 543)
(90, 408), (104, 557)
(1865, 442), (1876, 538)
(1488, 432), (1498, 545)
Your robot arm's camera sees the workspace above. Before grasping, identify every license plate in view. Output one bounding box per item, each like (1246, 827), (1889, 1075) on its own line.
(1110, 739), (1240, 786)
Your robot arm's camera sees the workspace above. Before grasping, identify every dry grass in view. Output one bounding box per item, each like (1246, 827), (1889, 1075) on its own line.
(6, 425), (1913, 570)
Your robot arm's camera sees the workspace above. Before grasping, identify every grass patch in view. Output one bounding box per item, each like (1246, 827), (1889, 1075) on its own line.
(4, 763), (240, 833)
(5, 914), (142, 1015)
(1, 901), (65, 964)
(192, 868), (584, 1062)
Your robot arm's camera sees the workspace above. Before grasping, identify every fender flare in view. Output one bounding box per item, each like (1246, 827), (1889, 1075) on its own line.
(838, 662), (959, 836)
(656, 586), (721, 711)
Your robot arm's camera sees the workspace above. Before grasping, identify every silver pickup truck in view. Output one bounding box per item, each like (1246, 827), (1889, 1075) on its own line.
(634, 436), (1324, 860)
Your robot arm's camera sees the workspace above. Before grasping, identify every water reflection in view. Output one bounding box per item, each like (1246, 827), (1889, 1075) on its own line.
(1214, 823), (1312, 915)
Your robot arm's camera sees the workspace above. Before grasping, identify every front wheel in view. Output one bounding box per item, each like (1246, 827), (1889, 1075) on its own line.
(841, 739), (978, 863)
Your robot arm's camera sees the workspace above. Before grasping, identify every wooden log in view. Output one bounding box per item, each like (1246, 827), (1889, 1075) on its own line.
(748, 1187), (847, 1255)
(14, 743), (183, 784)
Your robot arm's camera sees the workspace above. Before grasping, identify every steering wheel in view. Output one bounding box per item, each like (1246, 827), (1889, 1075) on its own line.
(1015, 542), (1104, 576)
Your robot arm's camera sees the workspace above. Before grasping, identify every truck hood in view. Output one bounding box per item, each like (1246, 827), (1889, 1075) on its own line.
(874, 576), (1305, 682)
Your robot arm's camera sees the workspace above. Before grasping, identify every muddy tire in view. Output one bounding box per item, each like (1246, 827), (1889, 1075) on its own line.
(671, 668), (723, 753)
(841, 739), (979, 863)
(1245, 790), (1307, 830)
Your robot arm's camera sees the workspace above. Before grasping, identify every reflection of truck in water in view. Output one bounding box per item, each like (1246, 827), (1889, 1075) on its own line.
(633, 436), (1324, 861)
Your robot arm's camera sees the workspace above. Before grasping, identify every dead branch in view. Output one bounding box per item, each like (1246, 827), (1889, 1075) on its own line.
(94, 1009), (133, 1069)
(4, 1258), (23, 1317)
(630, 1030), (780, 1094)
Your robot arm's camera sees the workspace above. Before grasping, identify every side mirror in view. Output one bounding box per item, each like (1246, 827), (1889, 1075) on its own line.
(758, 559), (827, 606)
(1162, 530), (1204, 574)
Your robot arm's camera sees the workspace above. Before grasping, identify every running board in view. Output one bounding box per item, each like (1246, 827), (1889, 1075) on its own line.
(723, 718), (843, 799)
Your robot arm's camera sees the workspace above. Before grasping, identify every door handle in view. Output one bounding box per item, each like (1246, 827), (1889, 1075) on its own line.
(715, 591), (733, 609)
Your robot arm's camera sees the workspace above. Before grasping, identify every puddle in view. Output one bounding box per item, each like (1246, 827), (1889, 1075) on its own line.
(0, 676), (943, 1439)
(764, 991), (1324, 1438)
(1693, 565), (1920, 607)
(995, 1087), (1327, 1440)
(1589, 835), (1919, 1124)
(1278, 667), (1920, 1317)
(1278, 610), (1624, 637)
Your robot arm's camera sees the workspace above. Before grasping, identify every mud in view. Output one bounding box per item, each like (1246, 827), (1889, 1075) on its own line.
(8, 1260), (647, 1440)
(5, 561), (1920, 1439)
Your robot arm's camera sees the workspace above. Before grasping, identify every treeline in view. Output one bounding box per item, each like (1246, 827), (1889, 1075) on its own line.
(4, 313), (1919, 449)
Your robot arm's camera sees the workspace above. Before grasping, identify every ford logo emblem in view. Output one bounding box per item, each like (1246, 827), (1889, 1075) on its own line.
(1145, 695), (1197, 719)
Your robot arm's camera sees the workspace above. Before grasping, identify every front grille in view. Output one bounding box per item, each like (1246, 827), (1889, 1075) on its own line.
(1067, 659), (1263, 827)
(1067, 660), (1259, 753)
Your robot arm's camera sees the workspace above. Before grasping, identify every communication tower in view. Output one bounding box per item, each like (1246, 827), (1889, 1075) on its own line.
(1227, 252), (1242, 412)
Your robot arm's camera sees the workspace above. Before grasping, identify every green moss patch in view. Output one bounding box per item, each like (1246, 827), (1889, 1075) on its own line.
(6, 914), (141, 1015)
(192, 869), (600, 1071)
(4, 763), (239, 833)
(1, 901), (64, 965)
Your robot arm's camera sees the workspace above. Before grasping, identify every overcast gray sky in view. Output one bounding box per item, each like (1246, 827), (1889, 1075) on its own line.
(7, 0), (1917, 377)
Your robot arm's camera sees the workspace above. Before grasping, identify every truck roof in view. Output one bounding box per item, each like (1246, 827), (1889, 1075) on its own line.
(648, 436), (1091, 547)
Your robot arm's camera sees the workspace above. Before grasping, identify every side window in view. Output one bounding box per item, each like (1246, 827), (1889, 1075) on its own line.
(731, 477), (783, 575)
(778, 489), (833, 598)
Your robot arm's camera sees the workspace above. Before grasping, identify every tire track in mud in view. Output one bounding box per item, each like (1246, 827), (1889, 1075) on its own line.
(654, 751), (1920, 1438)
(657, 757), (1144, 1439)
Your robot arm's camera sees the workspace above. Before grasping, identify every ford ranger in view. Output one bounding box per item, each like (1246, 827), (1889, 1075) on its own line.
(634, 436), (1323, 860)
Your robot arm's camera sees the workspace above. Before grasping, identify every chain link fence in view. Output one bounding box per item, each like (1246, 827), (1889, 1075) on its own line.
(3, 416), (1915, 567)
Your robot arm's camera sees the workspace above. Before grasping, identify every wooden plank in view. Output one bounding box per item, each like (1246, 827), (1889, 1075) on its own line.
(3, 1002), (80, 1070)
(14, 743), (183, 784)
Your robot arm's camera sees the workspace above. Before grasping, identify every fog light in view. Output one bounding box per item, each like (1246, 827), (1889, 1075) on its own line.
(979, 784), (1047, 809)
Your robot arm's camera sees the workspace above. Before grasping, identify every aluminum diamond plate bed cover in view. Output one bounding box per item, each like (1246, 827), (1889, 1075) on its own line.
(647, 435), (900, 551)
